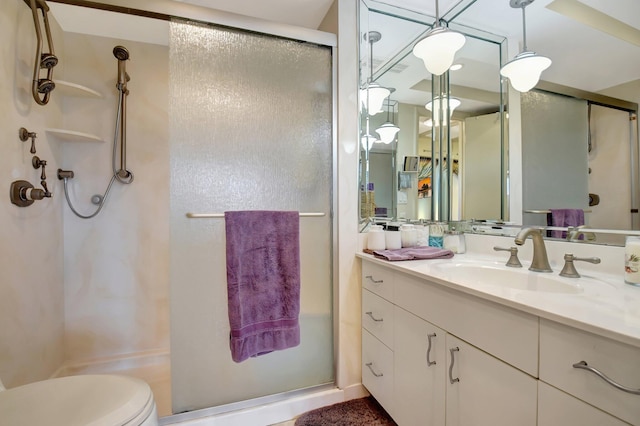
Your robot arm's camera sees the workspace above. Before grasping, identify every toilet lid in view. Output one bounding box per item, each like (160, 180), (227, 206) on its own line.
(0, 374), (155, 426)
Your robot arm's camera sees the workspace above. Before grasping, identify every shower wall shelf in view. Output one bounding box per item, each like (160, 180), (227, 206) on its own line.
(55, 80), (102, 98)
(45, 128), (104, 143)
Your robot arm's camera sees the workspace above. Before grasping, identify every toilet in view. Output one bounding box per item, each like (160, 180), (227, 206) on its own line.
(0, 374), (158, 425)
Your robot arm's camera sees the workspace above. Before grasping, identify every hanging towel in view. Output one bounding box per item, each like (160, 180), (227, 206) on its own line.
(372, 247), (454, 261)
(548, 209), (585, 238)
(224, 210), (301, 363)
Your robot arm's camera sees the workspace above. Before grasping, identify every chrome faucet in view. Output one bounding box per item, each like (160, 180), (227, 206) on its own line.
(514, 227), (553, 272)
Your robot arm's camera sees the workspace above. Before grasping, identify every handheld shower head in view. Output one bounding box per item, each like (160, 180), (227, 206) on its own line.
(113, 46), (129, 61)
(40, 53), (58, 69)
(113, 46), (130, 91)
(37, 79), (55, 94)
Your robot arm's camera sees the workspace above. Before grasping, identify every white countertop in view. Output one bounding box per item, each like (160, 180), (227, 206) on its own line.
(356, 234), (640, 349)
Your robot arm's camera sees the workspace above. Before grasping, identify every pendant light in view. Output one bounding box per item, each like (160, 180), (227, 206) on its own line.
(360, 31), (390, 115)
(375, 99), (400, 144)
(500, 0), (551, 92)
(361, 133), (377, 150)
(425, 96), (460, 127)
(412, 0), (466, 76)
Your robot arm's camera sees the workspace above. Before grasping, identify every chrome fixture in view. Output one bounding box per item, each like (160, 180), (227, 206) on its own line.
(59, 46), (134, 219)
(573, 361), (640, 395)
(514, 227), (552, 272)
(23, 0), (58, 105)
(566, 225), (596, 242)
(19, 127), (37, 154)
(500, 0), (551, 92)
(493, 246), (523, 268)
(559, 253), (601, 278)
(412, 0), (466, 76)
(375, 98), (399, 144)
(360, 31), (390, 116)
(10, 154), (52, 207)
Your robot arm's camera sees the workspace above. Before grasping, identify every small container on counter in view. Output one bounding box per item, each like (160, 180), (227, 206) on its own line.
(400, 224), (418, 248)
(384, 224), (402, 250)
(428, 223), (445, 248)
(624, 236), (640, 286)
(415, 224), (430, 246)
(367, 224), (386, 251)
(444, 230), (466, 254)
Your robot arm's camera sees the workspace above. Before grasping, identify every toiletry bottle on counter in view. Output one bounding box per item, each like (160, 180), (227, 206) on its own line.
(367, 225), (386, 251)
(428, 223), (445, 248)
(625, 236), (640, 286)
(400, 224), (417, 248)
(444, 230), (466, 254)
(385, 225), (402, 250)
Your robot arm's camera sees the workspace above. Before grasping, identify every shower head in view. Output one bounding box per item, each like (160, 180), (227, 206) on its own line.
(40, 53), (58, 69)
(113, 46), (130, 61)
(37, 79), (55, 94)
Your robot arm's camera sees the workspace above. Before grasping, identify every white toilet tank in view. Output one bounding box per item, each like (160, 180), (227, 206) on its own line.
(0, 374), (158, 425)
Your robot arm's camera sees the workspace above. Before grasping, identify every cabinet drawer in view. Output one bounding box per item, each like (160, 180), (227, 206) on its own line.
(540, 319), (640, 425)
(362, 260), (394, 302)
(362, 289), (394, 348)
(362, 329), (394, 415)
(538, 381), (628, 426)
(394, 272), (539, 376)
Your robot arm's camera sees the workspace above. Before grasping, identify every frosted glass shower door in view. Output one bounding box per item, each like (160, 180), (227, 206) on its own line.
(169, 21), (334, 413)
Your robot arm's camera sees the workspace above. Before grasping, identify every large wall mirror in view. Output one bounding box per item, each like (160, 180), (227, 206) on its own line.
(359, 0), (640, 247)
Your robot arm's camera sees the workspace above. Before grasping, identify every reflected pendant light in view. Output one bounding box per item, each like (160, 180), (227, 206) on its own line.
(500, 0), (551, 92)
(412, 0), (466, 76)
(375, 99), (400, 144)
(425, 96), (460, 127)
(360, 31), (390, 115)
(361, 133), (377, 150)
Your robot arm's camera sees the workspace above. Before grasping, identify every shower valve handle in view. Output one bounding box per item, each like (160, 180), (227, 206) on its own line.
(19, 127), (37, 154)
(32, 156), (51, 197)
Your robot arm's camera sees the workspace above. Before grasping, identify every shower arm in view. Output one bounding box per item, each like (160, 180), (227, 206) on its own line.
(25, 0), (56, 105)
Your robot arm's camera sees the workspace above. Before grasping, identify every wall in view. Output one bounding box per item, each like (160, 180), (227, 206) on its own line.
(0, 0), (65, 387)
(60, 32), (170, 362)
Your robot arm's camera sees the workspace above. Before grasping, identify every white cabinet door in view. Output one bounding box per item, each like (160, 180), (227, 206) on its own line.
(445, 335), (537, 426)
(538, 382), (628, 426)
(394, 306), (446, 426)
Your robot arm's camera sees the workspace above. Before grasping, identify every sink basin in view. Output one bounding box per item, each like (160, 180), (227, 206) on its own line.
(431, 261), (585, 294)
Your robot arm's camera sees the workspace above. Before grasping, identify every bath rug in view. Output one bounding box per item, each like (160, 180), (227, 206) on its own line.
(294, 397), (396, 426)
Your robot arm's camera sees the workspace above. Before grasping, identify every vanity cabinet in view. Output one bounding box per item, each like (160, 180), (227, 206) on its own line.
(362, 260), (538, 426)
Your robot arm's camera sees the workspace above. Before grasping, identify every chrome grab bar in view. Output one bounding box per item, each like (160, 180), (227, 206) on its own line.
(426, 333), (436, 366)
(365, 312), (383, 322)
(573, 361), (640, 395)
(449, 347), (460, 384)
(365, 362), (383, 377)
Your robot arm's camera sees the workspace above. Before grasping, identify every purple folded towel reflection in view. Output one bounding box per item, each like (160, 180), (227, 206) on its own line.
(225, 210), (301, 363)
(548, 209), (584, 238)
(373, 246), (454, 261)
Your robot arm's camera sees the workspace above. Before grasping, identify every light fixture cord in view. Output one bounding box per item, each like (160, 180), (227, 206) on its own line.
(369, 35), (374, 84)
(521, 5), (528, 51)
(434, 0), (441, 27)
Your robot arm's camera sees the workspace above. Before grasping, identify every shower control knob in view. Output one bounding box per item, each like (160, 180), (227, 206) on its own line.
(19, 127), (37, 154)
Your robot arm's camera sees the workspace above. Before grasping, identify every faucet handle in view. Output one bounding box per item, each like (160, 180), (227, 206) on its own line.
(494, 246), (523, 268)
(559, 253), (601, 278)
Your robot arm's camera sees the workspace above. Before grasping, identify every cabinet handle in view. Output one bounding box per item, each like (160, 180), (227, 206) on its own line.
(365, 275), (383, 284)
(449, 347), (460, 384)
(365, 362), (384, 377)
(573, 361), (640, 395)
(426, 333), (437, 366)
(365, 311), (383, 322)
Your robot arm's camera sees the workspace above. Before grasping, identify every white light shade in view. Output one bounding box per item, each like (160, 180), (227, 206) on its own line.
(500, 51), (551, 92)
(375, 123), (400, 144)
(426, 96), (460, 126)
(412, 27), (466, 76)
(361, 134), (377, 150)
(360, 83), (391, 115)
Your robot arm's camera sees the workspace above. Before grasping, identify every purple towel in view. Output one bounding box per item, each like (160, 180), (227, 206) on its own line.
(373, 247), (454, 261)
(549, 209), (584, 238)
(225, 210), (301, 363)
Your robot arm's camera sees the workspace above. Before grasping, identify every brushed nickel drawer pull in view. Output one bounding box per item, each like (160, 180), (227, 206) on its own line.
(365, 362), (384, 377)
(365, 311), (384, 322)
(426, 333), (437, 366)
(365, 275), (383, 284)
(573, 361), (640, 395)
(449, 347), (460, 384)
